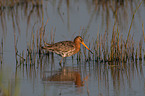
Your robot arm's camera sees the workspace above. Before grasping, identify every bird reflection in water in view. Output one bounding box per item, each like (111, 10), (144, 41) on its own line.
(42, 67), (88, 87)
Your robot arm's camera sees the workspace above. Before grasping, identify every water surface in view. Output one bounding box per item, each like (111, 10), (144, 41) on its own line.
(0, 0), (145, 96)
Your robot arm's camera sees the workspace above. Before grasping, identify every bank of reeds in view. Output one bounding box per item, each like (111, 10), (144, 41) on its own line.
(93, 1), (144, 63)
(13, 0), (144, 67)
(15, 19), (55, 67)
(92, 29), (144, 63)
(15, 22), (145, 67)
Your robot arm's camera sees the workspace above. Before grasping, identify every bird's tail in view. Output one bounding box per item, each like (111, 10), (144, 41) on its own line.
(41, 42), (51, 48)
(44, 42), (51, 46)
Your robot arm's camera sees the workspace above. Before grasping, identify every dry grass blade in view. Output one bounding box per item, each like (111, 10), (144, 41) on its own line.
(142, 23), (145, 42)
(126, 1), (143, 45)
(139, 38), (143, 60)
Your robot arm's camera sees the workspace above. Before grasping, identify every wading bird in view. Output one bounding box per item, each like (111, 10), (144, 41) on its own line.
(41, 36), (93, 65)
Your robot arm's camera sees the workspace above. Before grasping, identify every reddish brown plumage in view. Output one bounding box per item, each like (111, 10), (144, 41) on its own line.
(41, 36), (93, 64)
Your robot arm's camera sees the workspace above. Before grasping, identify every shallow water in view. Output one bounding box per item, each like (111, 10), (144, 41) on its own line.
(0, 0), (145, 96)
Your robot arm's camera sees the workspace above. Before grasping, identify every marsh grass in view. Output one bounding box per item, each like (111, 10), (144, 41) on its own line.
(0, 0), (43, 8)
(92, 0), (144, 64)
(0, 0), (142, 37)
(95, 6), (144, 63)
(15, 19), (57, 67)
(0, 0), (44, 39)
(13, 0), (144, 67)
(94, 29), (144, 63)
(15, 23), (145, 68)
(0, 1), (144, 96)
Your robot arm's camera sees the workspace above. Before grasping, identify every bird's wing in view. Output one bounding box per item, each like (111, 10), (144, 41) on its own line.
(44, 41), (76, 52)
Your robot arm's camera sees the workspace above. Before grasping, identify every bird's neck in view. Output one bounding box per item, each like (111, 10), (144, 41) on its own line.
(74, 42), (81, 53)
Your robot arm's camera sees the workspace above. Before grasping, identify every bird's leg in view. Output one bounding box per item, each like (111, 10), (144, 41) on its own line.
(59, 57), (64, 67)
(63, 58), (66, 64)
(60, 57), (64, 64)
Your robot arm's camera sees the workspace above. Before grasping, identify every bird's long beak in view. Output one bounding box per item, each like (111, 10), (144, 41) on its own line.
(81, 42), (93, 54)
